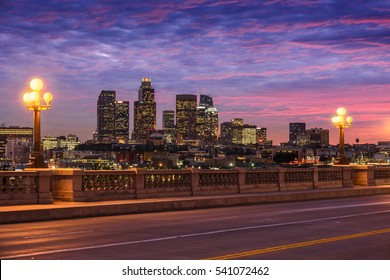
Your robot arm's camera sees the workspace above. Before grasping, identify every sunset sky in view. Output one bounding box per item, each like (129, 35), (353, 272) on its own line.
(1, 0), (390, 144)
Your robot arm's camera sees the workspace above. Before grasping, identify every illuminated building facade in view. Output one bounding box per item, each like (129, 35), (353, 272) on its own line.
(0, 126), (33, 159)
(114, 101), (130, 143)
(42, 134), (81, 151)
(257, 128), (267, 144)
(297, 128), (329, 147)
(6, 138), (32, 164)
(133, 78), (156, 140)
(162, 110), (175, 143)
(205, 107), (219, 142)
(196, 94), (218, 142)
(176, 94), (197, 140)
(220, 118), (256, 145)
(289, 122), (306, 145)
(97, 90), (129, 143)
(196, 105), (206, 140)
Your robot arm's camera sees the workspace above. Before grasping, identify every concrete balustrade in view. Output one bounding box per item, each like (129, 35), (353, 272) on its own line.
(0, 165), (387, 206)
(0, 170), (52, 205)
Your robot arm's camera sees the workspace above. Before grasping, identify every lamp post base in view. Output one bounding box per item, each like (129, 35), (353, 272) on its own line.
(335, 154), (349, 165)
(27, 152), (47, 168)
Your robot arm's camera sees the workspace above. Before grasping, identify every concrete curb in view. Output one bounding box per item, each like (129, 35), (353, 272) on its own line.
(1, 186), (390, 224)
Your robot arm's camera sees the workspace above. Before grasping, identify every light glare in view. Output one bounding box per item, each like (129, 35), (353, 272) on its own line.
(30, 78), (43, 91)
(336, 107), (346, 116)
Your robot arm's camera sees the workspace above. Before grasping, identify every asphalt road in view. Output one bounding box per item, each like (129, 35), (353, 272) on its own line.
(1, 194), (389, 260)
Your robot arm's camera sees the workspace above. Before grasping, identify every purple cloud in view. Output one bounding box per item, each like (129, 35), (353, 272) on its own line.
(1, 0), (390, 144)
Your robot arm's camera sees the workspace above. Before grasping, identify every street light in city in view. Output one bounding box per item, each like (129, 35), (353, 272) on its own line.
(332, 107), (352, 165)
(23, 78), (53, 168)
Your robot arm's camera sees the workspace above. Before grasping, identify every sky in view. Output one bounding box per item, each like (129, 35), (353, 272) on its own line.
(1, 0), (390, 145)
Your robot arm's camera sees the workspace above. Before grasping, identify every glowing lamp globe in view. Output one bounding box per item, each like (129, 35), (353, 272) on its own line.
(23, 92), (31, 103)
(30, 78), (43, 91)
(336, 107), (346, 116)
(43, 92), (53, 104)
(29, 91), (40, 102)
(346, 116), (353, 124)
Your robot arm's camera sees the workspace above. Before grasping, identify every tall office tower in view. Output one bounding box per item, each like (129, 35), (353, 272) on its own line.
(199, 94), (213, 107)
(196, 105), (206, 140)
(196, 94), (218, 142)
(97, 90), (116, 142)
(162, 110), (175, 131)
(97, 90), (129, 143)
(162, 110), (176, 143)
(176, 94), (197, 140)
(133, 78), (156, 140)
(220, 122), (233, 145)
(114, 101), (130, 143)
(289, 122), (306, 145)
(205, 107), (219, 142)
(257, 128), (267, 143)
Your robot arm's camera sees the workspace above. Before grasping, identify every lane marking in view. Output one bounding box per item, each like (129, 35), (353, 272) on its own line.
(206, 228), (390, 260)
(23, 230), (94, 239)
(1, 209), (390, 259)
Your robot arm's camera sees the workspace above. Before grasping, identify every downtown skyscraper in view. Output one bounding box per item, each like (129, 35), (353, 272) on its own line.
(97, 90), (129, 143)
(133, 78), (156, 140)
(198, 94), (218, 142)
(176, 94), (197, 140)
(289, 122), (306, 145)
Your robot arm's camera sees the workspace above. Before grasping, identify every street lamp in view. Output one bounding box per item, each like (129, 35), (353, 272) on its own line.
(332, 107), (352, 165)
(23, 78), (53, 168)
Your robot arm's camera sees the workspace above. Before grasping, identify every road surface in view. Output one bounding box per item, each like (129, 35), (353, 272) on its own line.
(1, 194), (389, 259)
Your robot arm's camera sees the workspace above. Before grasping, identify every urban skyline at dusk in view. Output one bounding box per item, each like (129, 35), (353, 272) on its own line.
(1, 0), (390, 144)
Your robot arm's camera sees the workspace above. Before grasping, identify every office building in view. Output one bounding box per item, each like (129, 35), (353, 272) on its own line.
(196, 105), (206, 140)
(297, 128), (329, 147)
(0, 126), (33, 158)
(220, 118), (256, 145)
(176, 94), (197, 140)
(133, 78), (156, 140)
(289, 122), (306, 145)
(196, 94), (218, 142)
(162, 110), (175, 143)
(199, 94), (213, 107)
(6, 138), (32, 164)
(42, 134), (81, 151)
(97, 90), (129, 143)
(204, 107), (219, 142)
(220, 122), (233, 145)
(97, 90), (115, 142)
(114, 101), (130, 142)
(257, 128), (267, 143)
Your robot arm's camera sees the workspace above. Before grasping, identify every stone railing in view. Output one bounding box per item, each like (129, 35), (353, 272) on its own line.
(0, 170), (52, 206)
(1, 165), (390, 206)
(141, 169), (192, 198)
(50, 169), (136, 202)
(374, 167), (390, 185)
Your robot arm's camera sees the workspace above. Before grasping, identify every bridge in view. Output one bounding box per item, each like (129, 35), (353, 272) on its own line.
(1, 165), (390, 223)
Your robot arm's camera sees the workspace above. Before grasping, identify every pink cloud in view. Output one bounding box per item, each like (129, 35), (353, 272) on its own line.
(340, 17), (390, 27)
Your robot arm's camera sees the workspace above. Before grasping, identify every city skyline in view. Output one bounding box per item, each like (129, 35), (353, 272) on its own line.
(1, 0), (390, 144)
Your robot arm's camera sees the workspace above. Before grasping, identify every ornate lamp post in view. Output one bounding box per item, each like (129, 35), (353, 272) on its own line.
(23, 78), (53, 168)
(332, 107), (352, 165)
